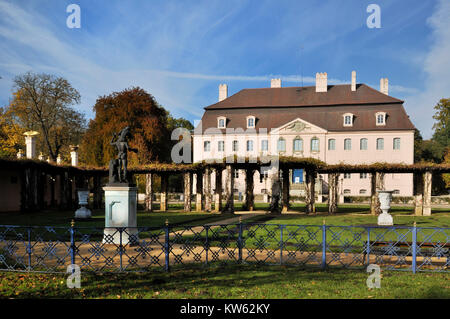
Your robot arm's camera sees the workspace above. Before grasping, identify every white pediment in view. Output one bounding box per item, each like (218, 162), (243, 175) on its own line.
(271, 118), (327, 135)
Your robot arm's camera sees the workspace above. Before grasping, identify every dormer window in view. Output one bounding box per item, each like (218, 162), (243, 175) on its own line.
(343, 113), (354, 127)
(375, 112), (386, 126)
(246, 116), (255, 128)
(217, 116), (226, 129)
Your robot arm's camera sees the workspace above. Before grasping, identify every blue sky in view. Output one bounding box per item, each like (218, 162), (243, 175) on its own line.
(0, 0), (449, 139)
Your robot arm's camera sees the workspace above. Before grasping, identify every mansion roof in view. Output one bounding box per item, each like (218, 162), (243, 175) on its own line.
(199, 84), (415, 133)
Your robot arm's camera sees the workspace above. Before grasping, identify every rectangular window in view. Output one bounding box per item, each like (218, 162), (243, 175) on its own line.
(393, 138), (400, 150)
(311, 138), (319, 152)
(344, 116), (352, 125)
(204, 141), (211, 152)
(360, 138), (368, 150)
(277, 139), (286, 152)
(247, 118), (254, 128)
(218, 141), (224, 152)
(293, 139), (303, 152)
(328, 139), (336, 150)
(344, 173), (351, 179)
(344, 138), (352, 150)
(246, 140), (253, 151)
(261, 140), (268, 151)
(376, 138), (384, 150)
(360, 173), (367, 179)
(232, 140), (239, 152)
(218, 118), (225, 128)
(233, 170), (239, 179)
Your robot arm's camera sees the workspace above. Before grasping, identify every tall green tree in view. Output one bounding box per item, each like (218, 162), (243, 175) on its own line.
(431, 98), (450, 157)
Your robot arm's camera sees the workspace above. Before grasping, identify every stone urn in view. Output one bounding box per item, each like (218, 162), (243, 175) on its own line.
(75, 189), (92, 219)
(377, 190), (394, 226)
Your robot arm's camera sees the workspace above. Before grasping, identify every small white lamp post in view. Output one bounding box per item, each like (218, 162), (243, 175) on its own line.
(377, 190), (394, 226)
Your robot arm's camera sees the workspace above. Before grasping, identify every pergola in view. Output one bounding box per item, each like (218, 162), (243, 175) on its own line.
(1, 157), (449, 216)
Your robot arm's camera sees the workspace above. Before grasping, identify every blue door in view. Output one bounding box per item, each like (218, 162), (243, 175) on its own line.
(292, 169), (303, 184)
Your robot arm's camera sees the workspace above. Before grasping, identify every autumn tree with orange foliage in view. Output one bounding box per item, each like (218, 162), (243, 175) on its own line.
(80, 87), (192, 167)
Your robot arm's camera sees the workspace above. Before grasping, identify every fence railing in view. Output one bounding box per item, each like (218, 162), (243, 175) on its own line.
(0, 223), (448, 273)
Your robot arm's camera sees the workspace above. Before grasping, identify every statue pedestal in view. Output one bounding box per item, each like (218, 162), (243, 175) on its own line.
(103, 185), (138, 245)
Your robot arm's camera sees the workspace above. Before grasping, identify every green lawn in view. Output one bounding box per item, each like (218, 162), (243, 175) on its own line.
(0, 264), (448, 299)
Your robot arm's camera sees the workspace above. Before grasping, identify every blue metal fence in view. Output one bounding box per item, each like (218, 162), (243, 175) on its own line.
(0, 223), (448, 273)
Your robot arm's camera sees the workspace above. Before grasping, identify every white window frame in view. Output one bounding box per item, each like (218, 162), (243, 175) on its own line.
(217, 116), (226, 129)
(343, 113), (354, 127)
(344, 138), (352, 150)
(311, 137), (320, 152)
(360, 138), (368, 150)
(246, 116), (256, 129)
(217, 140), (225, 152)
(203, 140), (211, 152)
(232, 140), (239, 152)
(246, 140), (254, 152)
(393, 138), (401, 150)
(293, 137), (303, 152)
(328, 139), (336, 151)
(261, 139), (268, 152)
(375, 112), (386, 126)
(376, 138), (384, 150)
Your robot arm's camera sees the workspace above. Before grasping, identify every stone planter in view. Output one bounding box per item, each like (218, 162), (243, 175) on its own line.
(75, 189), (92, 219)
(377, 190), (394, 226)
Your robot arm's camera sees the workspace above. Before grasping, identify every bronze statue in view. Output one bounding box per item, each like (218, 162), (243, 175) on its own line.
(108, 126), (138, 184)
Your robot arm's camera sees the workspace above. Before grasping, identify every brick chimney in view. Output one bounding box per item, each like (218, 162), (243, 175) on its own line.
(380, 78), (389, 95)
(351, 71), (356, 91)
(271, 78), (281, 88)
(219, 84), (228, 102)
(315, 72), (327, 92)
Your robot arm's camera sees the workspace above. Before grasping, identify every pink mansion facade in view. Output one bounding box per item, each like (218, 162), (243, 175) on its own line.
(192, 72), (415, 198)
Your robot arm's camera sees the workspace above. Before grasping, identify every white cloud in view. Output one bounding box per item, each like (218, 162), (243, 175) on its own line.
(403, 0), (450, 139)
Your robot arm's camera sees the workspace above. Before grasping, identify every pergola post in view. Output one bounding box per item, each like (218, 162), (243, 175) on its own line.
(214, 168), (222, 212)
(281, 168), (290, 213)
(160, 173), (168, 211)
(93, 174), (102, 209)
(370, 172), (384, 215)
(183, 172), (192, 212)
(305, 170), (316, 214)
(145, 173), (153, 212)
(59, 172), (68, 210)
(204, 168), (212, 212)
(244, 168), (255, 211)
(195, 171), (203, 212)
(413, 172), (424, 216)
(328, 173), (339, 214)
(423, 171), (432, 216)
(222, 165), (235, 214)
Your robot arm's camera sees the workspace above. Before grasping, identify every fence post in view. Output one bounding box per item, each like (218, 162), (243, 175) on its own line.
(119, 228), (123, 272)
(321, 220), (327, 269)
(164, 219), (170, 272)
(412, 221), (417, 274)
(70, 220), (76, 267)
(366, 227), (371, 265)
(238, 216), (243, 264)
(205, 226), (209, 266)
(27, 227), (32, 271)
(280, 225), (284, 265)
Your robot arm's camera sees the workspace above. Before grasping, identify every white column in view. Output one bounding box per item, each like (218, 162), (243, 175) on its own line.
(70, 145), (79, 166)
(23, 131), (39, 159)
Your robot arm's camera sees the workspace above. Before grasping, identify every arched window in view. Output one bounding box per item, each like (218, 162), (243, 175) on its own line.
(328, 139), (336, 150)
(277, 138), (286, 152)
(360, 138), (368, 150)
(344, 138), (352, 150)
(311, 138), (319, 152)
(376, 138), (384, 150)
(359, 189), (367, 195)
(293, 138), (303, 152)
(344, 189), (351, 194)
